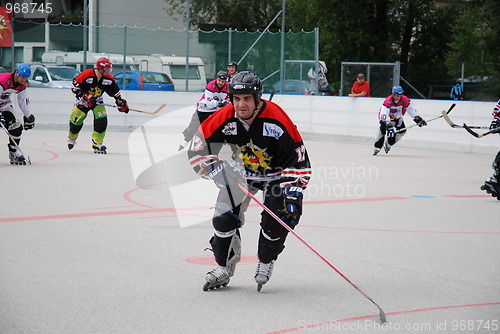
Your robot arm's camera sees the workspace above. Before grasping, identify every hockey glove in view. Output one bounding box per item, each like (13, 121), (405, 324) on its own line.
(23, 114), (35, 130)
(204, 160), (245, 190)
(489, 118), (500, 131)
(386, 123), (395, 138)
(413, 116), (427, 127)
(116, 98), (129, 113)
(278, 186), (303, 227)
(218, 100), (230, 108)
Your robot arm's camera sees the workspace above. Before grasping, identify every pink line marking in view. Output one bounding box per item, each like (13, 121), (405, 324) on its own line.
(268, 302), (500, 333)
(301, 224), (500, 235)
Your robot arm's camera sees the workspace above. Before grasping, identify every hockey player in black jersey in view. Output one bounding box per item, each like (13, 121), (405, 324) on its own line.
(187, 71), (312, 291)
(481, 99), (500, 200)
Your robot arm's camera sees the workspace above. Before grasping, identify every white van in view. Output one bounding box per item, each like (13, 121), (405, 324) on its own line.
(29, 65), (80, 88)
(132, 54), (207, 91)
(41, 51), (138, 72)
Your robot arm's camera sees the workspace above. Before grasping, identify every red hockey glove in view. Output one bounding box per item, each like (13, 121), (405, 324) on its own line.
(116, 98), (129, 113)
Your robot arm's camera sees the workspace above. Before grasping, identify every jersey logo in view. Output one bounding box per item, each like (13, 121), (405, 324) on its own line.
(85, 78), (94, 84)
(222, 122), (237, 135)
(238, 139), (272, 171)
(263, 122), (283, 139)
(102, 79), (113, 85)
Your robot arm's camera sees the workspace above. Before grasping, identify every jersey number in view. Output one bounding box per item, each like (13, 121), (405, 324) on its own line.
(295, 145), (306, 162)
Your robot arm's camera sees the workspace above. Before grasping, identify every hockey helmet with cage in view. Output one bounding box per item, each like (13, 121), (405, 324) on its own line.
(16, 63), (31, 78)
(96, 57), (112, 71)
(392, 85), (404, 95)
(217, 70), (228, 80)
(228, 71), (263, 105)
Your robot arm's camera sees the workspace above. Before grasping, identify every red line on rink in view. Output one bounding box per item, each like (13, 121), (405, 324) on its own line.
(268, 302), (500, 333)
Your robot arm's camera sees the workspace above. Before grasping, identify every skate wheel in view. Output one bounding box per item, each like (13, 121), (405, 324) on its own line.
(257, 284), (262, 292)
(203, 282), (210, 291)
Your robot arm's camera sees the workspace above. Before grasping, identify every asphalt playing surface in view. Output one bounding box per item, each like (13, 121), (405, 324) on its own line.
(1, 128), (499, 333)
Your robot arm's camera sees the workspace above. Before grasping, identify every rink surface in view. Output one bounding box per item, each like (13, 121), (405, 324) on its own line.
(1, 128), (499, 334)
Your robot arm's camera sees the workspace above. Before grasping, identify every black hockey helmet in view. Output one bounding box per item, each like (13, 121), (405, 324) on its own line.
(227, 61), (238, 68)
(217, 70), (228, 80)
(228, 71), (263, 105)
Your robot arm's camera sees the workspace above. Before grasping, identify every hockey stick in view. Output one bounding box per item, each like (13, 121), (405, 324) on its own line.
(441, 111), (488, 129)
(103, 103), (166, 115)
(463, 123), (500, 138)
(269, 90), (276, 102)
(0, 122), (31, 165)
(237, 183), (387, 324)
(395, 103), (456, 133)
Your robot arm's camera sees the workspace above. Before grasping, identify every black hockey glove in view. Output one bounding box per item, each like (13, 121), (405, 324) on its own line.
(489, 118), (500, 131)
(413, 116), (427, 127)
(218, 100), (230, 108)
(23, 114), (35, 130)
(204, 160), (245, 190)
(116, 98), (129, 114)
(386, 123), (395, 138)
(278, 186), (303, 227)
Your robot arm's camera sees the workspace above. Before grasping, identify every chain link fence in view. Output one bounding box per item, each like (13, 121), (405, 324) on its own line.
(1, 19), (319, 92)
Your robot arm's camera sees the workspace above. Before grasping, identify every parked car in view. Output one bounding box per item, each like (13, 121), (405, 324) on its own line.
(264, 79), (313, 95)
(114, 71), (175, 91)
(29, 65), (80, 88)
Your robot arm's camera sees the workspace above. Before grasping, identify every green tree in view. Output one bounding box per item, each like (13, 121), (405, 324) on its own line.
(446, 0), (500, 97)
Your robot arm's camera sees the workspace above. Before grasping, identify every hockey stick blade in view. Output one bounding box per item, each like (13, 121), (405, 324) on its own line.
(237, 183), (387, 323)
(0, 122), (31, 165)
(104, 103), (166, 115)
(463, 123), (500, 138)
(441, 111), (488, 129)
(395, 103), (456, 133)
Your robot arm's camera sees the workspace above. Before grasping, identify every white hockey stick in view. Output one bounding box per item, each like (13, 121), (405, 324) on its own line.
(441, 111), (488, 129)
(0, 122), (31, 165)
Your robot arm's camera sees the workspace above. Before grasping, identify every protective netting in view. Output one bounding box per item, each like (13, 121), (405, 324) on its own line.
(1, 20), (317, 92)
(341, 62), (399, 98)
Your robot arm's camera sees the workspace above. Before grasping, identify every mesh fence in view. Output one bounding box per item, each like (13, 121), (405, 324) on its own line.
(0, 20), (318, 92)
(340, 62), (399, 98)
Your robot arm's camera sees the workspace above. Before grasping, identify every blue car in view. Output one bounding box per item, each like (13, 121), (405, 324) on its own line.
(114, 71), (175, 91)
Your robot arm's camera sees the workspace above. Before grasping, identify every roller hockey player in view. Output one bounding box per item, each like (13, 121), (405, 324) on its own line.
(178, 70), (230, 151)
(0, 63), (35, 165)
(68, 57), (129, 154)
(187, 72), (311, 291)
(226, 61), (238, 80)
(480, 100), (500, 200)
(373, 85), (426, 155)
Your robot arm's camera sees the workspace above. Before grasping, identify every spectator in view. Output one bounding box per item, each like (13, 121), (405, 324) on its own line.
(450, 82), (463, 100)
(348, 73), (371, 97)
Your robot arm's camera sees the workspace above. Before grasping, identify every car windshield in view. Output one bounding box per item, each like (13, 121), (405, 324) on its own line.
(49, 67), (79, 81)
(141, 73), (172, 84)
